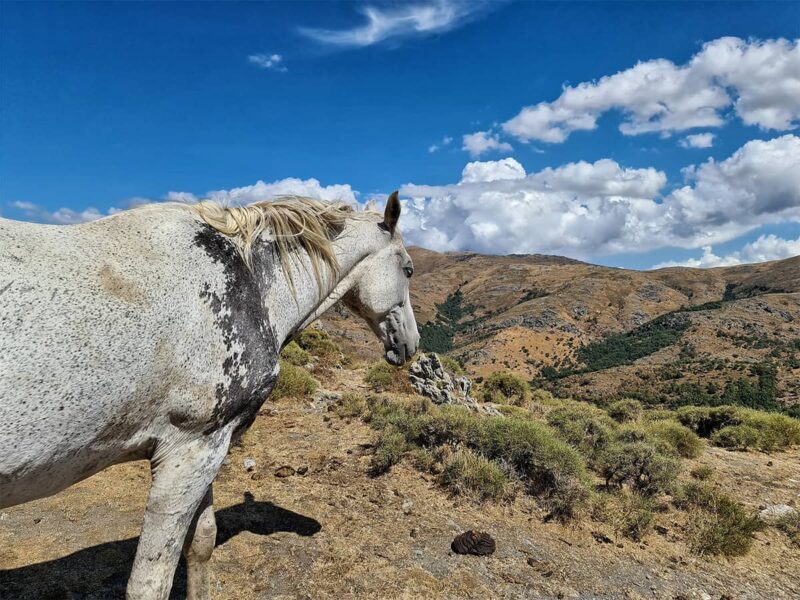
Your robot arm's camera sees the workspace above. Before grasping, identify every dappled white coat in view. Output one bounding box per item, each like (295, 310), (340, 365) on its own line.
(0, 196), (418, 599)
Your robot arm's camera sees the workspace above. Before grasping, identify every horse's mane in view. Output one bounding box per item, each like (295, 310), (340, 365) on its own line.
(190, 196), (367, 293)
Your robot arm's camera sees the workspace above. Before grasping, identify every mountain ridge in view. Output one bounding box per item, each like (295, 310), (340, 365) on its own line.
(321, 250), (800, 409)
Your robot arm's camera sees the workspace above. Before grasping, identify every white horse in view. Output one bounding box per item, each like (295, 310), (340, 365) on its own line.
(0, 193), (419, 599)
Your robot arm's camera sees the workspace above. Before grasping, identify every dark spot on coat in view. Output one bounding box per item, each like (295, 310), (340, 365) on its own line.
(193, 225), (279, 434)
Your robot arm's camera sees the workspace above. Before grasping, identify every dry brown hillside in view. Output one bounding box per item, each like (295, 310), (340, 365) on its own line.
(322, 251), (800, 411)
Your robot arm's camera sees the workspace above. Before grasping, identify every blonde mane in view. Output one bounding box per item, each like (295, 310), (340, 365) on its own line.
(190, 196), (363, 292)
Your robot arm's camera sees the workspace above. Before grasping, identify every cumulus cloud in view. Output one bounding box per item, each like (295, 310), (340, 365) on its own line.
(9, 177), (357, 226)
(9, 200), (118, 224)
(8, 137), (799, 270)
(299, 0), (493, 48)
(399, 135), (800, 258)
(680, 133), (715, 149)
(654, 234), (800, 268)
(460, 158), (526, 183)
(462, 130), (513, 157)
(197, 177), (357, 205)
(248, 53), (287, 72)
(498, 37), (800, 144)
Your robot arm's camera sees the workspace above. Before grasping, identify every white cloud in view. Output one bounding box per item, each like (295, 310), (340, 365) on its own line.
(654, 234), (800, 268)
(8, 137), (799, 271)
(399, 135), (800, 258)
(197, 177), (357, 205)
(9, 177), (357, 226)
(498, 37), (800, 144)
(299, 0), (491, 48)
(460, 158), (526, 183)
(428, 135), (453, 153)
(248, 53), (287, 72)
(462, 130), (513, 157)
(9, 200), (116, 224)
(680, 133), (715, 149)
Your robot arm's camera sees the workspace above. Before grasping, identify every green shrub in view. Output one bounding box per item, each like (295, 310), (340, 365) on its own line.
(334, 392), (367, 418)
(606, 399), (643, 423)
(530, 388), (556, 405)
(676, 482), (762, 556)
(678, 405), (800, 451)
(645, 421), (704, 458)
(440, 356), (465, 376)
(597, 441), (680, 496)
(711, 424), (761, 451)
(592, 490), (655, 541)
(676, 405), (741, 437)
(440, 448), (514, 501)
(272, 360), (317, 399)
(690, 465), (715, 481)
(369, 426), (407, 475)
(364, 361), (408, 392)
(546, 402), (617, 462)
(736, 409), (800, 451)
(407, 447), (438, 472)
(364, 396), (588, 519)
(298, 327), (340, 358)
(644, 409), (678, 422)
(480, 371), (530, 406)
(414, 404), (483, 447)
(477, 416), (588, 518)
(775, 511), (800, 548)
(281, 341), (311, 366)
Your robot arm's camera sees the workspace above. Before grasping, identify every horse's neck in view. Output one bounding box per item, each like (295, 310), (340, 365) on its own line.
(262, 232), (372, 348)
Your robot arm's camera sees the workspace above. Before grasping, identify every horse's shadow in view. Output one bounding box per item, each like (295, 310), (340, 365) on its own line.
(0, 492), (321, 600)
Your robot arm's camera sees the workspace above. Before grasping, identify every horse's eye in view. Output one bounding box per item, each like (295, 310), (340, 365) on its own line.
(403, 265), (414, 278)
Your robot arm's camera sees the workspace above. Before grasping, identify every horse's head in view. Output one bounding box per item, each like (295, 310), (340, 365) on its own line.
(343, 192), (420, 366)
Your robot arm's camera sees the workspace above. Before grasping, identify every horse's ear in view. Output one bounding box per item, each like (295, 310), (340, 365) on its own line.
(383, 191), (401, 236)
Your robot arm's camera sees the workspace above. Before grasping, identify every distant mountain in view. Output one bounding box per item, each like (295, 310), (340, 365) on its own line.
(321, 251), (800, 410)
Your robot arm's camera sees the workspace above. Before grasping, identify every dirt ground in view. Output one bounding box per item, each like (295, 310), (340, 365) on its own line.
(1, 372), (799, 600)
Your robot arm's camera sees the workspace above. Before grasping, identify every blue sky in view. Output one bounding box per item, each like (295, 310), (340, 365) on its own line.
(1, 1), (799, 269)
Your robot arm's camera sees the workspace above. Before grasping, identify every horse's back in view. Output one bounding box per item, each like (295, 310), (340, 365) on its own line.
(0, 209), (229, 506)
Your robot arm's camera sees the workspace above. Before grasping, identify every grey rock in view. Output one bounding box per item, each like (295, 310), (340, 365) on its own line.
(759, 504), (796, 523)
(409, 353), (473, 406)
(243, 458), (256, 472)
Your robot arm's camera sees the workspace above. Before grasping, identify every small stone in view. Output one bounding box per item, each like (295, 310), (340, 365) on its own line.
(526, 557), (554, 577)
(759, 504), (796, 523)
(451, 530), (496, 556)
(243, 458), (256, 472)
(410, 528), (418, 538)
(402, 499), (414, 515)
(767, 460), (773, 466)
(296, 465), (309, 475)
(274, 466), (296, 478)
(0, 513), (8, 521)
(656, 525), (669, 535)
(591, 531), (613, 544)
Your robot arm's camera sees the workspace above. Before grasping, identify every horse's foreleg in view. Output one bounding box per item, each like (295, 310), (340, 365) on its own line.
(183, 485), (216, 600)
(126, 432), (230, 600)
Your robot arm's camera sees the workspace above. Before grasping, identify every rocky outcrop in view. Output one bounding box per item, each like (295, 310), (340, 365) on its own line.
(408, 354), (503, 416)
(408, 353), (472, 405)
